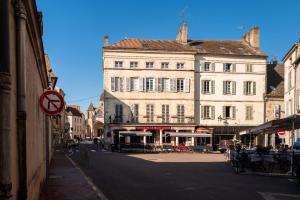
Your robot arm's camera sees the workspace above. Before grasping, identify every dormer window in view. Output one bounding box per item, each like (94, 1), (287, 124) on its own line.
(115, 61), (123, 68)
(161, 62), (169, 69)
(223, 63), (236, 72)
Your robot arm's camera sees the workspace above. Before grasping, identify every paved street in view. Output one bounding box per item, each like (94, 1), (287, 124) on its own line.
(70, 143), (300, 200)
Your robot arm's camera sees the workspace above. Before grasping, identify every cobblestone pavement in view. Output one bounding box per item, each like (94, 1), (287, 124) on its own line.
(41, 147), (104, 200)
(70, 143), (300, 200)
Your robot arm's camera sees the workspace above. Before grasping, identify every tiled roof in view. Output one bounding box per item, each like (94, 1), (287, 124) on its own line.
(188, 40), (266, 57)
(104, 38), (266, 57)
(104, 39), (195, 52)
(66, 106), (82, 117)
(266, 63), (284, 97)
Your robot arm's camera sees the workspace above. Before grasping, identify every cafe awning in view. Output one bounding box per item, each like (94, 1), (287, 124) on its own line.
(119, 131), (152, 136)
(165, 132), (212, 137)
(240, 114), (300, 135)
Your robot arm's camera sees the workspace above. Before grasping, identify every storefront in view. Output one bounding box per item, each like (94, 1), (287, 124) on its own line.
(239, 114), (300, 148)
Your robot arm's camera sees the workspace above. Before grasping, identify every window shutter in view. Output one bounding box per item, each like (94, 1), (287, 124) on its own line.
(223, 63), (226, 72)
(166, 79), (171, 92)
(232, 81), (236, 95)
(119, 77), (124, 92)
(211, 106), (215, 120)
(211, 80), (215, 94)
(223, 81), (226, 94)
(120, 105), (123, 122)
(250, 106), (253, 120)
(253, 82), (256, 95)
(158, 78), (162, 92)
(201, 62), (204, 72)
(201, 80), (204, 94)
(211, 63), (215, 72)
(201, 106), (204, 120)
(170, 78), (177, 92)
(184, 79), (190, 93)
(232, 64), (236, 72)
(243, 82), (246, 95)
(222, 106), (226, 118)
(139, 77), (144, 92)
(154, 78), (158, 91)
(126, 77), (131, 91)
(111, 77), (115, 92)
(232, 106), (236, 119)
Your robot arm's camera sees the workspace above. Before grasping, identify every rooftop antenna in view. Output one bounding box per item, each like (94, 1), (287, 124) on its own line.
(179, 0), (189, 25)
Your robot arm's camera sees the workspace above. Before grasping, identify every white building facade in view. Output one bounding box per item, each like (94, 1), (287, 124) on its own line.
(103, 25), (267, 149)
(283, 40), (300, 144)
(66, 105), (86, 139)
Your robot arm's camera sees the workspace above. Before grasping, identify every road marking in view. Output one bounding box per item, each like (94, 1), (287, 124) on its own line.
(66, 155), (109, 200)
(258, 192), (300, 200)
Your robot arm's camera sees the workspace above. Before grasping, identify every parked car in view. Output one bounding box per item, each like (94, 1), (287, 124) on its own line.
(66, 138), (79, 148)
(218, 140), (234, 153)
(296, 163), (300, 186)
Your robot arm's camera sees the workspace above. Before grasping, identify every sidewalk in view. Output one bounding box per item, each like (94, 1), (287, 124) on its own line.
(41, 147), (103, 200)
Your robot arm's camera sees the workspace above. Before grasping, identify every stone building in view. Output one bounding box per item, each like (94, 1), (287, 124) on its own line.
(102, 24), (267, 149)
(282, 40), (300, 145)
(264, 61), (285, 146)
(66, 105), (85, 139)
(86, 94), (105, 139)
(0, 0), (53, 199)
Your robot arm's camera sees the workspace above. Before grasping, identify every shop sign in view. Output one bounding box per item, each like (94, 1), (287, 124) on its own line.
(136, 126), (172, 131)
(278, 131), (285, 136)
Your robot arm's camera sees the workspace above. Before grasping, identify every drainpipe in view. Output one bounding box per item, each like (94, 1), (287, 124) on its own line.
(0, 0), (12, 199)
(15, 0), (28, 199)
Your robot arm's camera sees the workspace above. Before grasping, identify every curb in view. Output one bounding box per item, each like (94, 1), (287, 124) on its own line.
(65, 154), (109, 200)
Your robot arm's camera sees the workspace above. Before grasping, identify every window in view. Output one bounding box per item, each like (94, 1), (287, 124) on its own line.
(201, 106), (215, 120)
(288, 71), (292, 90)
(223, 106), (236, 119)
(161, 62), (169, 69)
(274, 105), (280, 119)
(246, 106), (253, 120)
(162, 104), (169, 123)
(204, 62), (210, 71)
(131, 104), (139, 122)
(177, 105), (185, 123)
(243, 81), (256, 95)
(111, 77), (123, 91)
(246, 64), (253, 72)
(162, 78), (170, 92)
(146, 78), (154, 91)
(177, 63), (184, 69)
(223, 63), (235, 72)
(115, 61), (123, 68)
(224, 81), (231, 94)
(115, 104), (123, 123)
(177, 79), (184, 92)
(146, 104), (154, 122)
(130, 61), (138, 68)
(202, 80), (215, 94)
(130, 78), (139, 91)
(146, 62), (154, 68)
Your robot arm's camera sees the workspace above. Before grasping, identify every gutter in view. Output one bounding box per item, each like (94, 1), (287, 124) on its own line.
(15, 0), (28, 199)
(0, 0), (12, 199)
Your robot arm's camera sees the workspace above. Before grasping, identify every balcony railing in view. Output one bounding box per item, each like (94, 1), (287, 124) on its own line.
(106, 114), (194, 124)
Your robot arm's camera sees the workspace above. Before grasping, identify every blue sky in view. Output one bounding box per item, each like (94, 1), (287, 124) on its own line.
(36, 0), (300, 112)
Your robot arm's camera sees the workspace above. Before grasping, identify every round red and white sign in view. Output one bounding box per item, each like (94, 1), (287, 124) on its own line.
(278, 131), (285, 136)
(39, 90), (64, 115)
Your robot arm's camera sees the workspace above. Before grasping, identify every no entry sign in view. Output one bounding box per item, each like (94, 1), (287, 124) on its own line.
(39, 90), (64, 115)
(278, 131), (285, 136)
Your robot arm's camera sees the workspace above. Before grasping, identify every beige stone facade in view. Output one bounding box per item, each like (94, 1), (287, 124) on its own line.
(283, 40), (300, 144)
(102, 25), (267, 148)
(0, 0), (52, 199)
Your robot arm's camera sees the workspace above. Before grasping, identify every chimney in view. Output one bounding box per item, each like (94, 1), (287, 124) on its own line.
(176, 23), (188, 45)
(242, 26), (260, 48)
(104, 34), (109, 47)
